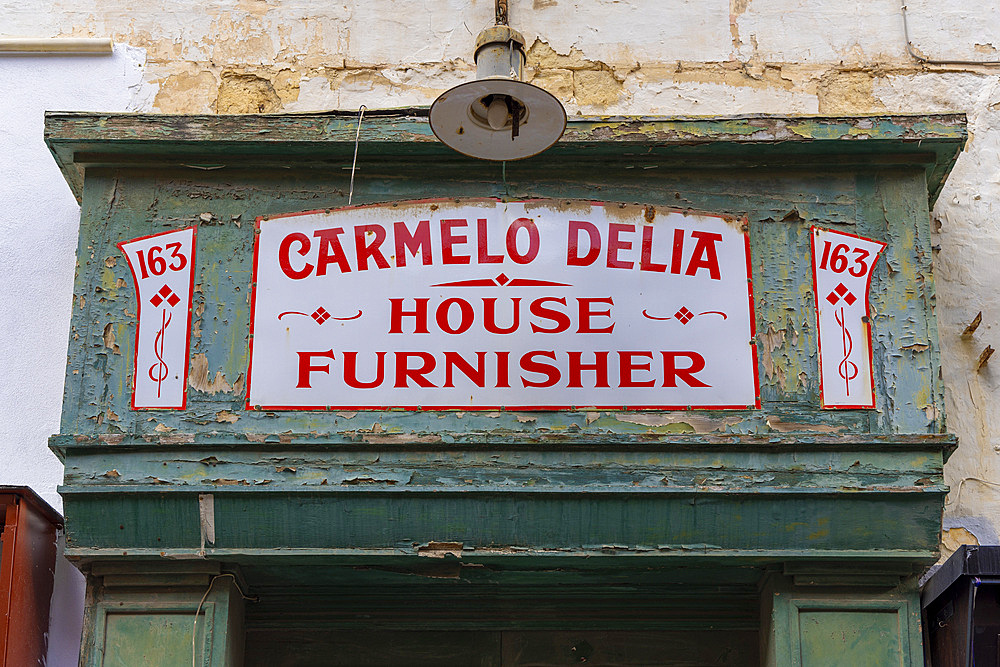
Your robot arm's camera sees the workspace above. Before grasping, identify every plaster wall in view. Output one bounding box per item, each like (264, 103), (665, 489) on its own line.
(0, 46), (149, 666)
(2, 0), (999, 626)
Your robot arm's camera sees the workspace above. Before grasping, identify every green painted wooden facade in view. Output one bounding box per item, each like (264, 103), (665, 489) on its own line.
(45, 111), (965, 665)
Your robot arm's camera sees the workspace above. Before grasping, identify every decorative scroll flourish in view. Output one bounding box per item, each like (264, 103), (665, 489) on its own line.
(148, 310), (173, 398)
(833, 306), (858, 394)
(278, 308), (363, 324)
(642, 307), (728, 324)
(432, 273), (571, 288)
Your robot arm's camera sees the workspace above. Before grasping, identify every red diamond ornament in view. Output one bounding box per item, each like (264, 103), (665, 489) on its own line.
(150, 285), (180, 307)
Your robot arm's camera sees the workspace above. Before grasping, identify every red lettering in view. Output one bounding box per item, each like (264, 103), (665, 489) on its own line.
(435, 298), (475, 334)
(135, 246), (151, 278)
(670, 228), (685, 275)
(295, 349), (335, 388)
(495, 351), (511, 388)
(477, 218), (503, 263)
(607, 223), (634, 269)
(394, 352), (437, 388)
(394, 220), (432, 267)
(444, 351), (487, 387)
(685, 231), (723, 280)
(441, 219), (471, 264)
(506, 218), (539, 264)
(313, 227), (351, 275)
(483, 298), (520, 334)
(640, 226), (667, 272)
(567, 351), (610, 388)
(567, 220), (600, 266)
(342, 351), (386, 388)
(619, 351), (655, 387)
(520, 350), (560, 388)
(144, 246), (165, 276)
(278, 232), (313, 279)
(529, 297), (571, 333)
(661, 351), (710, 387)
(165, 242), (187, 271)
(355, 224), (390, 270)
(388, 298), (430, 334)
(578, 297), (615, 333)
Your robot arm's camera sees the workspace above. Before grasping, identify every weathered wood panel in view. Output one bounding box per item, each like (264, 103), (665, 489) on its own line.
(61, 163), (942, 439)
(46, 113), (964, 665)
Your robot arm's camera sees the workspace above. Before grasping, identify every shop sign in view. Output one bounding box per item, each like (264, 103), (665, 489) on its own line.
(119, 227), (197, 409)
(247, 199), (759, 410)
(811, 227), (885, 409)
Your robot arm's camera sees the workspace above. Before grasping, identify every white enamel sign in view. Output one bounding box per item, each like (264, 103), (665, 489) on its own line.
(811, 226), (886, 409)
(248, 199), (759, 410)
(119, 227), (197, 409)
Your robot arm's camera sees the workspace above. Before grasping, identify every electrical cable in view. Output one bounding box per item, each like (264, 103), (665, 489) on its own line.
(192, 573), (258, 666)
(901, 1), (1000, 66)
(944, 477), (1000, 510)
(348, 105), (367, 206)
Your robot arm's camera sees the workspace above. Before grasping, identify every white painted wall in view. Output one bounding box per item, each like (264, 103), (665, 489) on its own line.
(0, 45), (150, 666)
(0, 45), (150, 510)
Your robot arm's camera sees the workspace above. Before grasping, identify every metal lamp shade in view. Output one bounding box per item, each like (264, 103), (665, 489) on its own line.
(429, 79), (567, 161)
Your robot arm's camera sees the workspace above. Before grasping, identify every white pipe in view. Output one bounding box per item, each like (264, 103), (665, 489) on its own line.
(0, 38), (113, 54)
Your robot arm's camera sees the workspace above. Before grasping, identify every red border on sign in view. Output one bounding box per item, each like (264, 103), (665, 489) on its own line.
(810, 225), (886, 410)
(245, 199), (760, 412)
(118, 226), (198, 411)
(744, 224), (762, 410)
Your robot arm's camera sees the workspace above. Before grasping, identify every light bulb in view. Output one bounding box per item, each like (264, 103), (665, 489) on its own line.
(487, 97), (509, 130)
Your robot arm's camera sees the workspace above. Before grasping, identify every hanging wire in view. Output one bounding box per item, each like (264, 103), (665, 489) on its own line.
(901, 1), (1000, 66)
(348, 105), (367, 206)
(192, 573), (257, 666)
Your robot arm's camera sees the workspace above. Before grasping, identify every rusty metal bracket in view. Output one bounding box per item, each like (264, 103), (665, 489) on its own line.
(977, 345), (994, 371)
(962, 311), (982, 337)
(496, 0), (508, 26)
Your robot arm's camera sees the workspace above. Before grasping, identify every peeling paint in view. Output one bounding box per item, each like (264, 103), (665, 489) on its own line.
(765, 417), (843, 434)
(610, 412), (742, 434)
(188, 353), (234, 394)
(417, 541), (463, 558)
(216, 71), (282, 113)
(759, 325), (785, 381)
(215, 410), (239, 423)
(101, 323), (119, 355)
(941, 526), (979, 558)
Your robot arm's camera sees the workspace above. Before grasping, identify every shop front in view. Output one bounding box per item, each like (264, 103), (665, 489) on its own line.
(46, 111), (964, 665)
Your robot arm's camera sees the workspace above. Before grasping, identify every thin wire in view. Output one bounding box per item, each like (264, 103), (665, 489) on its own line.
(944, 476), (1000, 509)
(901, 2), (1000, 66)
(502, 160), (509, 198)
(348, 105), (367, 206)
(192, 573), (257, 667)
(971, 576), (981, 667)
